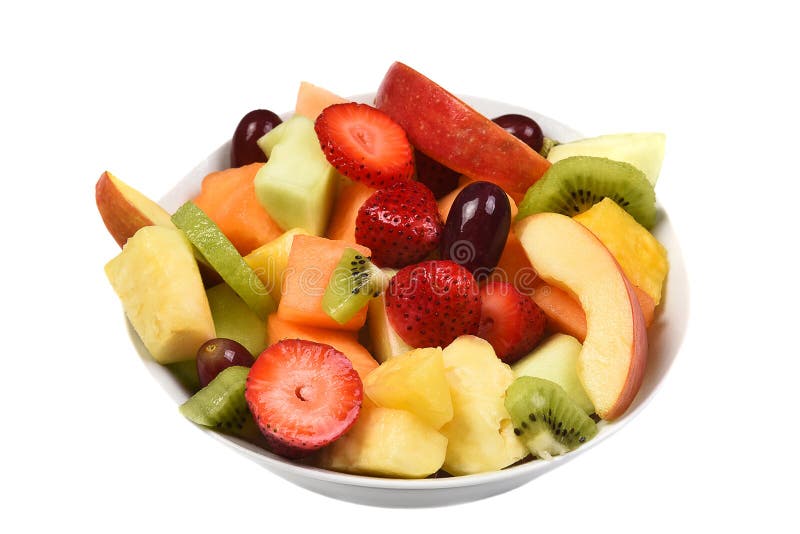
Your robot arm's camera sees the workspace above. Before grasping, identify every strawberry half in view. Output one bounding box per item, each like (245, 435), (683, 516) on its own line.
(355, 180), (443, 268)
(386, 260), (481, 348)
(478, 281), (546, 363)
(414, 149), (460, 199)
(315, 102), (414, 188)
(245, 339), (362, 458)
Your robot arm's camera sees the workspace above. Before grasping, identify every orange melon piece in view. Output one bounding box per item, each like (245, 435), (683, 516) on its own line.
(193, 163), (283, 256)
(437, 181), (518, 222)
(278, 235), (371, 331)
(267, 315), (378, 380)
(295, 82), (348, 120)
(497, 232), (655, 342)
(326, 181), (375, 244)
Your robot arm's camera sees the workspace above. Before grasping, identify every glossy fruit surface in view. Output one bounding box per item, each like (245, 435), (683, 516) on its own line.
(231, 109), (282, 167)
(355, 181), (443, 268)
(385, 260), (481, 348)
(478, 282), (546, 363)
(197, 338), (254, 387)
(440, 181), (510, 279)
(493, 114), (544, 153)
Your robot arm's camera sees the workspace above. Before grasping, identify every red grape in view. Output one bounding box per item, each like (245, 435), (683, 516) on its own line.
(493, 114), (544, 153)
(196, 338), (254, 387)
(231, 109), (282, 167)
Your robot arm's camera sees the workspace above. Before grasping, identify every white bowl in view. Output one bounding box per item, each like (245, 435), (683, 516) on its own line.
(130, 95), (688, 507)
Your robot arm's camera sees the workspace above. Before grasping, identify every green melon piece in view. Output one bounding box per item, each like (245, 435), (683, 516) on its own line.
(254, 116), (338, 235)
(512, 334), (594, 414)
(172, 201), (276, 320)
(206, 284), (268, 357)
(547, 132), (666, 187)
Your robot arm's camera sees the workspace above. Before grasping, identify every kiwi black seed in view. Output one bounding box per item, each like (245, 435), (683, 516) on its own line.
(505, 376), (598, 459)
(517, 156), (656, 228)
(180, 366), (254, 437)
(321, 248), (386, 325)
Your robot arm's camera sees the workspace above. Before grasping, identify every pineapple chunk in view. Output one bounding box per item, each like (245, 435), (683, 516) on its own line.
(439, 336), (528, 475)
(244, 228), (309, 302)
(574, 198), (668, 305)
(319, 405), (447, 478)
(364, 347), (453, 429)
(366, 275), (412, 363)
(105, 226), (215, 364)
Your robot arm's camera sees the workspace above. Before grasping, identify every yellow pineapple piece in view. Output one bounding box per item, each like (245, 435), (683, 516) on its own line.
(366, 277), (412, 363)
(363, 347), (453, 429)
(319, 405), (447, 478)
(574, 198), (668, 305)
(439, 336), (528, 476)
(244, 228), (309, 301)
(105, 226), (216, 364)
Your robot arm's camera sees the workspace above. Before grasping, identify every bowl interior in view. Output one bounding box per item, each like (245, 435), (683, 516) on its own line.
(132, 95), (688, 491)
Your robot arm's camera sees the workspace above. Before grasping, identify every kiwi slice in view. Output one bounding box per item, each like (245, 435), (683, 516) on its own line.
(172, 201), (276, 319)
(539, 136), (559, 159)
(180, 366), (253, 435)
(505, 376), (598, 459)
(517, 156), (656, 229)
(322, 248), (386, 325)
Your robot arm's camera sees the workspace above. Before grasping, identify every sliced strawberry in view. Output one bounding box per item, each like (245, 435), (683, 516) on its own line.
(355, 181), (443, 268)
(414, 149), (460, 199)
(315, 103), (414, 188)
(386, 260), (481, 348)
(245, 339), (362, 458)
(478, 281), (546, 363)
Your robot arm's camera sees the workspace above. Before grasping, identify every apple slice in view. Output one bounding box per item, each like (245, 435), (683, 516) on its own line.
(516, 213), (647, 420)
(96, 171), (174, 247)
(375, 62), (550, 202)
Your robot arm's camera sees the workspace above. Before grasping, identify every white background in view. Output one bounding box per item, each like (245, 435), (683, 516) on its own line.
(2, 1), (798, 532)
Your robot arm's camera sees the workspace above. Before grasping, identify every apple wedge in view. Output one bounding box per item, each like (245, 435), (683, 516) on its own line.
(375, 62), (550, 202)
(95, 171), (175, 247)
(516, 213), (647, 420)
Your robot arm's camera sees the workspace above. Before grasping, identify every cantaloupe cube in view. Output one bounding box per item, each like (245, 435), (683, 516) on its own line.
(295, 81), (348, 120)
(277, 235), (371, 331)
(266, 315), (377, 380)
(326, 181), (375, 245)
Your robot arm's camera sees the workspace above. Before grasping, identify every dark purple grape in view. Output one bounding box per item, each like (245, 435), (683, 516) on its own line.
(414, 149), (460, 199)
(231, 109), (282, 167)
(440, 181), (511, 280)
(493, 114), (544, 153)
(197, 338), (254, 387)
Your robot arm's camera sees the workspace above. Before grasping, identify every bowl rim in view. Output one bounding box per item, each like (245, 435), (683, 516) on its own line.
(135, 94), (688, 490)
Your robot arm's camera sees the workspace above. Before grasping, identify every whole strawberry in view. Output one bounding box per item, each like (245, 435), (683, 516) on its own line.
(355, 180), (443, 268)
(315, 102), (414, 189)
(478, 281), (546, 363)
(385, 260), (481, 348)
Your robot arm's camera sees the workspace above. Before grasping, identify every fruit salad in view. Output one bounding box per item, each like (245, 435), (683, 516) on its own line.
(97, 62), (669, 478)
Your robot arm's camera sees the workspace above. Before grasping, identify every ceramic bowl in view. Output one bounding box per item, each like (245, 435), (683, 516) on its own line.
(130, 95), (688, 507)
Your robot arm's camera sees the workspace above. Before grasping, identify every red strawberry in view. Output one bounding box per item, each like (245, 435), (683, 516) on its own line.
(355, 180), (443, 268)
(478, 281), (546, 363)
(386, 260), (481, 348)
(245, 339), (362, 459)
(315, 102), (414, 188)
(414, 149), (460, 199)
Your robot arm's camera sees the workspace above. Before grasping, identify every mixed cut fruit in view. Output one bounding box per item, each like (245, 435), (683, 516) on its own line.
(98, 62), (669, 478)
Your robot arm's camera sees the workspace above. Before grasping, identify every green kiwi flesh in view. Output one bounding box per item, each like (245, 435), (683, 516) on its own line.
(505, 376), (598, 459)
(517, 156), (656, 228)
(322, 248), (385, 325)
(179, 365), (253, 435)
